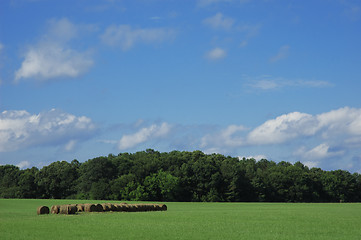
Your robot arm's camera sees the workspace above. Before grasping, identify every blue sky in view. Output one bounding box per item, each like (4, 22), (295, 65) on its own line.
(1, 0), (361, 172)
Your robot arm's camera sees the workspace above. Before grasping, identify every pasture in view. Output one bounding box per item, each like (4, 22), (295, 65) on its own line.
(0, 199), (360, 239)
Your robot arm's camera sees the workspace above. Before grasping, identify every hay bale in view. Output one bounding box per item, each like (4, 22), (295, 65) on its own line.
(84, 204), (97, 212)
(68, 205), (77, 214)
(108, 203), (116, 211)
(122, 204), (130, 212)
(59, 205), (69, 214)
(117, 204), (128, 212)
(50, 205), (60, 214)
(95, 204), (103, 212)
(37, 206), (50, 215)
(58, 205), (77, 214)
(136, 204), (147, 212)
(76, 204), (85, 212)
(101, 203), (110, 212)
(154, 204), (162, 211)
(159, 204), (167, 211)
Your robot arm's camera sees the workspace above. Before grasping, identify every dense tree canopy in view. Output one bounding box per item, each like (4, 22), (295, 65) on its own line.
(1, 150), (361, 202)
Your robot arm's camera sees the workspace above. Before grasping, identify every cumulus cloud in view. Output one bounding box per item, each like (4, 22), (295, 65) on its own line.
(15, 43), (93, 81)
(247, 107), (361, 145)
(14, 18), (93, 82)
(200, 107), (361, 162)
(203, 13), (235, 30)
(101, 25), (176, 51)
(247, 112), (318, 145)
(0, 109), (96, 152)
(205, 47), (227, 60)
(269, 45), (290, 63)
(118, 122), (171, 150)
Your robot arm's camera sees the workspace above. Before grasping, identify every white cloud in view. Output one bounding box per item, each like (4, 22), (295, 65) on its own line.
(269, 45), (290, 63)
(295, 143), (344, 161)
(247, 107), (361, 146)
(14, 18), (93, 82)
(317, 107), (361, 137)
(15, 43), (93, 81)
(200, 107), (361, 165)
(101, 25), (176, 51)
(16, 160), (30, 169)
(201, 124), (246, 150)
(303, 160), (320, 169)
(203, 13), (235, 30)
(118, 122), (171, 150)
(0, 109), (96, 152)
(206, 47), (227, 60)
(247, 112), (317, 145)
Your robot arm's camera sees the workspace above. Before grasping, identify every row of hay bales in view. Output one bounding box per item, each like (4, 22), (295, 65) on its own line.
(37, 203), (167, 215)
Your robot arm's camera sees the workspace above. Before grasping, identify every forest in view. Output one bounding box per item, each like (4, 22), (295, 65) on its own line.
(1, 149), (361, 202)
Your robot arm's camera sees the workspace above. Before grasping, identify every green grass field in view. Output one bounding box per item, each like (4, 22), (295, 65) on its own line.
(1, 199), (361, 240)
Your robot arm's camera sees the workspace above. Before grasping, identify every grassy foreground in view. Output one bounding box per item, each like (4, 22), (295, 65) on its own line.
(1, 199), (361, 240)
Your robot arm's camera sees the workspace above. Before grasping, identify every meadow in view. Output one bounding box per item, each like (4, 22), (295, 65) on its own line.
(1, 199), (361, 240)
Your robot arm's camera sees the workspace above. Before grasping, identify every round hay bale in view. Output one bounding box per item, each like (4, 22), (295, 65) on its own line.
(154, 204), (162, 211)
(37, 206), (50, 215)
(95, 204), (103, 212)
(128, 204), (137, 212)
(59, 205), (69, 214)
(159, 204), (167, 211)
(84, 204), (97, 212)
(143, 204), (151, 211)
(101, 203), (110, 212)
(108, 203), (116, 211)
(68, 205), (77, 214)
(122, 204), (130, 212)
(117, 204), (128, 212)
(136, 204), (146, 212)
(76, 204), (85, 212)
(50, 205), (60, 214)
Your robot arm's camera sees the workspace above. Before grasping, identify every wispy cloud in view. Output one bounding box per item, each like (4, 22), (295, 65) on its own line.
(118, 122), (172, 150)
(203, 13), (235, 30)
(201, 124), (246, 152)
(14, 18), (94, 82)
(205, 47), (227, 60)
(101, 25), (176, 51)
(244, 75), (333, 91)
(0, 109), (97, 152)
(197, 0), (233, 7)
(0, 42), (3, 85)
(295, 144), (344, 161)
(269, 45), (290, 63)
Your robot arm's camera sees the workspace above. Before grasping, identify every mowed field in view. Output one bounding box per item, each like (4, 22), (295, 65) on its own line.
(1, 199), (361, 240)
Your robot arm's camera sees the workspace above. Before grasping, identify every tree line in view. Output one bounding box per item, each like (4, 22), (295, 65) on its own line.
(1, 149), (361, 202)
